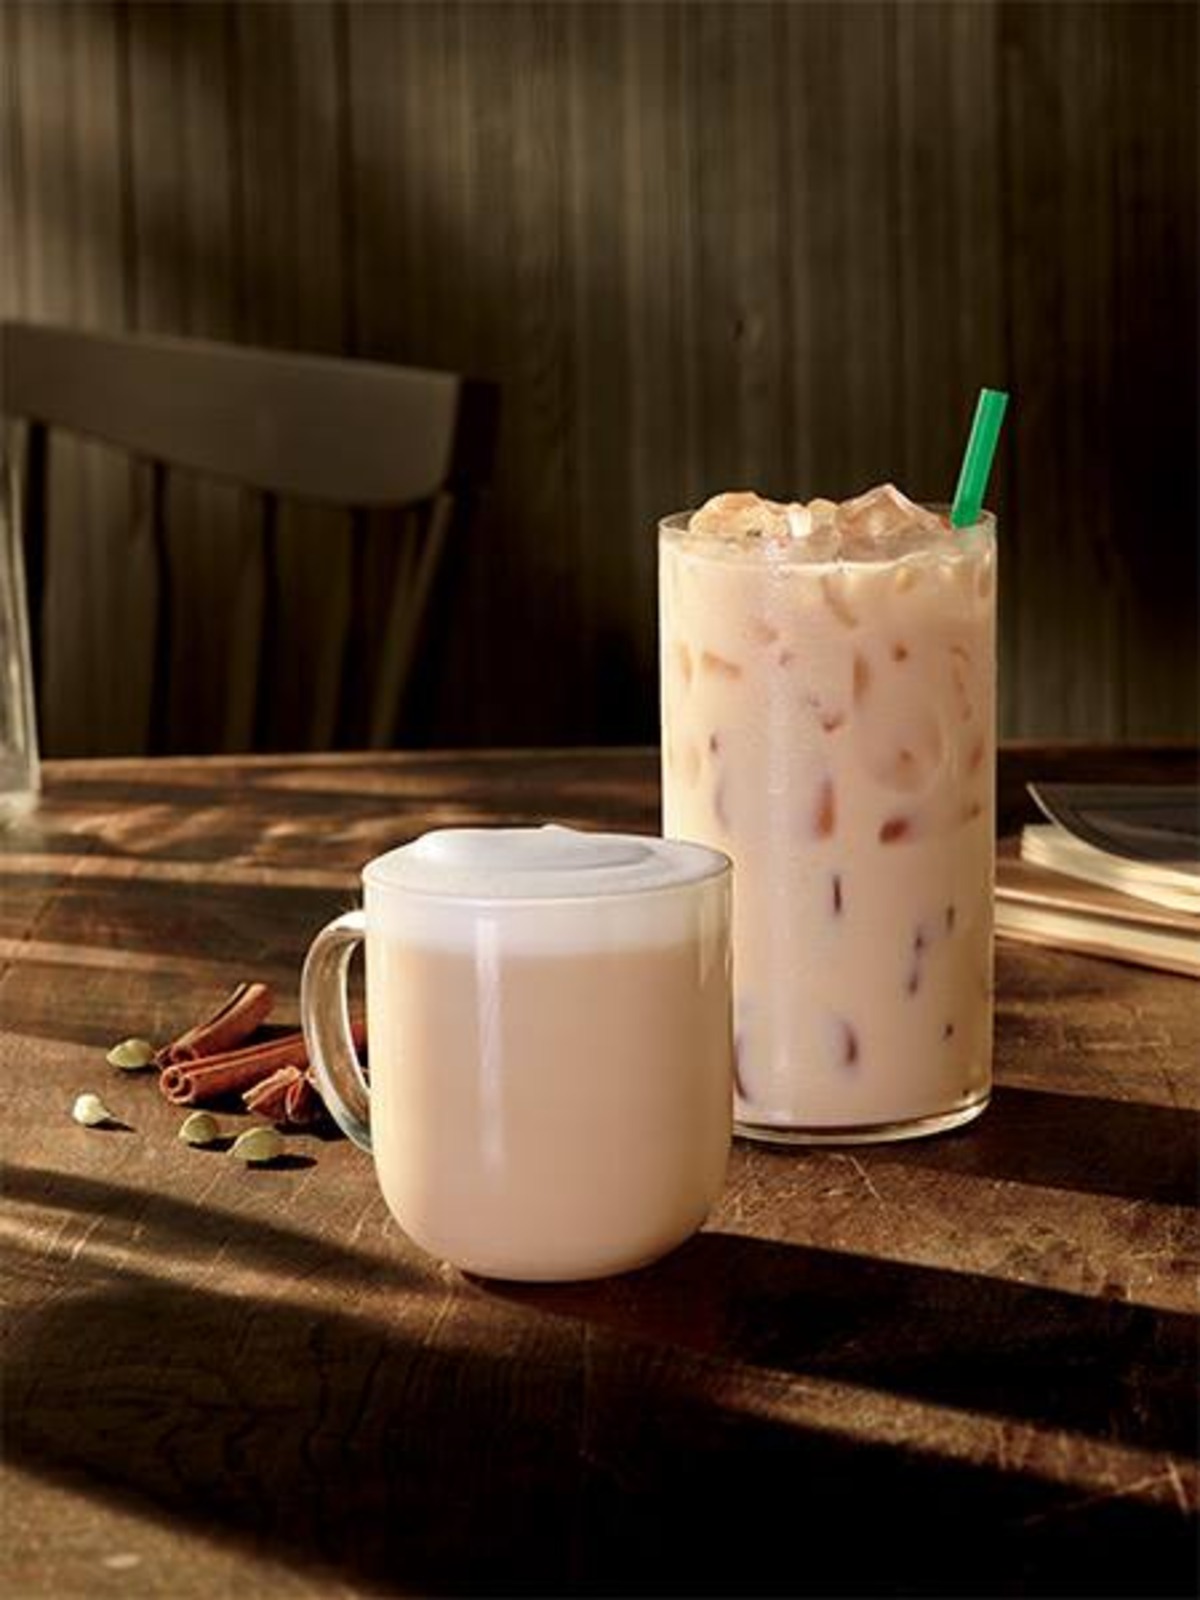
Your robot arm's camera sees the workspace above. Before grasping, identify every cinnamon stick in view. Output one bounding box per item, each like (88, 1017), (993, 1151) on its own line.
(156, 981), (275, 1067)
(159, 1032), (306, 1106)
(159, 1020), (367, 1109)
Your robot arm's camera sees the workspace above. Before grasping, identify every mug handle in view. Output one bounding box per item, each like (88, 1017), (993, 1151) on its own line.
(301, 910), (371, 1152)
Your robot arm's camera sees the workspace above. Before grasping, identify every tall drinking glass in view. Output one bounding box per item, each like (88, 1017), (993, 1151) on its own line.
(659, 505), (996, 1143)
(0, 463), (39, 820)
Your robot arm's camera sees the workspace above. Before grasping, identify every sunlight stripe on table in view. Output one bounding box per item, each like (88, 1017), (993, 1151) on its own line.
(0, 853), (357, 892)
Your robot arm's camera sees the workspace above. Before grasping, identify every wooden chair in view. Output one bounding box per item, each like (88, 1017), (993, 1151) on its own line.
(0, 322), (497, 753)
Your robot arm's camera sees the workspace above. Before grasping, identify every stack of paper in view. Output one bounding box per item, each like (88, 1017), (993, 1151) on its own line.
(995, 784), (1200, 978)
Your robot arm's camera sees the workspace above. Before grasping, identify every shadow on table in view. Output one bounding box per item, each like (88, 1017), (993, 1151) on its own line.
(11, 1160), (1194, 1460)
(3, 1163), (415, 1292)
(4, 1159), (1198, 1598)
(489, 1230), (1198, 1459)
(874, 1083), (1200, 1208)
(4, 1244), (1195, 1599)
(0, 869), (347, 965)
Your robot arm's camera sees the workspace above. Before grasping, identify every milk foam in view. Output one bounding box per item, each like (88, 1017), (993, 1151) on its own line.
(363, 826), (731, 951)
(366, 825), (726, 898)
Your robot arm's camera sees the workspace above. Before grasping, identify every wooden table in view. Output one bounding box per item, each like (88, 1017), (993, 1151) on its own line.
(2, 747), (1196, 1599)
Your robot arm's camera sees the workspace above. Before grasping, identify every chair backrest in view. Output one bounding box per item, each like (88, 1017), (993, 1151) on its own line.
(1, 322), (497, 753)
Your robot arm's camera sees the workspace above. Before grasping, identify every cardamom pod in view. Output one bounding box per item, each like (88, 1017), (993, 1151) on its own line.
(72, 1093), (114, 1127)
(230, 1126), (284, 1165)
(106, 1038), (157, 1071)
(178, 1110), (222, 1147)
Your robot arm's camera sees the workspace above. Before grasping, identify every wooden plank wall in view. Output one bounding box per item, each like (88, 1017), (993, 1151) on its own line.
(2, 0), (1196, 755)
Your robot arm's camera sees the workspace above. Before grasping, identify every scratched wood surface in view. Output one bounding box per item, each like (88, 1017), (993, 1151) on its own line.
(2, 1), (1197, 756)
(1, 746), (1197, 1598)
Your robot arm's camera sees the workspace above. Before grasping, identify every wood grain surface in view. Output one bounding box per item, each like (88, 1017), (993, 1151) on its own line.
(1, 745), (1197, 1598)
(3, 1), (1197, 757)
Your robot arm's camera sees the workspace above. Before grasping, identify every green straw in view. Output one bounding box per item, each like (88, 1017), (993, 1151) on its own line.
(950, 387), (1009, 528)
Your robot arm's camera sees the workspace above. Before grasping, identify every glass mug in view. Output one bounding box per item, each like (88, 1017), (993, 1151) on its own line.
(301, 825), (733, 1281)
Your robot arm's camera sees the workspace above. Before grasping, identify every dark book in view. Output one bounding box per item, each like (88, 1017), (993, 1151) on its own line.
(1023, 782), (1199, 911)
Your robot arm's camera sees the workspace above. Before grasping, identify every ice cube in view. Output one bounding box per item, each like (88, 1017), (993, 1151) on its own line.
(785, 503), (811, 541)
(884, 520), (956, 558)
(782, 499), (842, 558)
(835, 483), (949, 558)
(798, 497), (842, 559)
(838, 483), (921, 533)
(689, 491), (791, 541)
(802, 525), (842, 560)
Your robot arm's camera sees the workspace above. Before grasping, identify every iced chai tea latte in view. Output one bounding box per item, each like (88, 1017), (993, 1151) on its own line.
(660, 485), (996, 1142)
